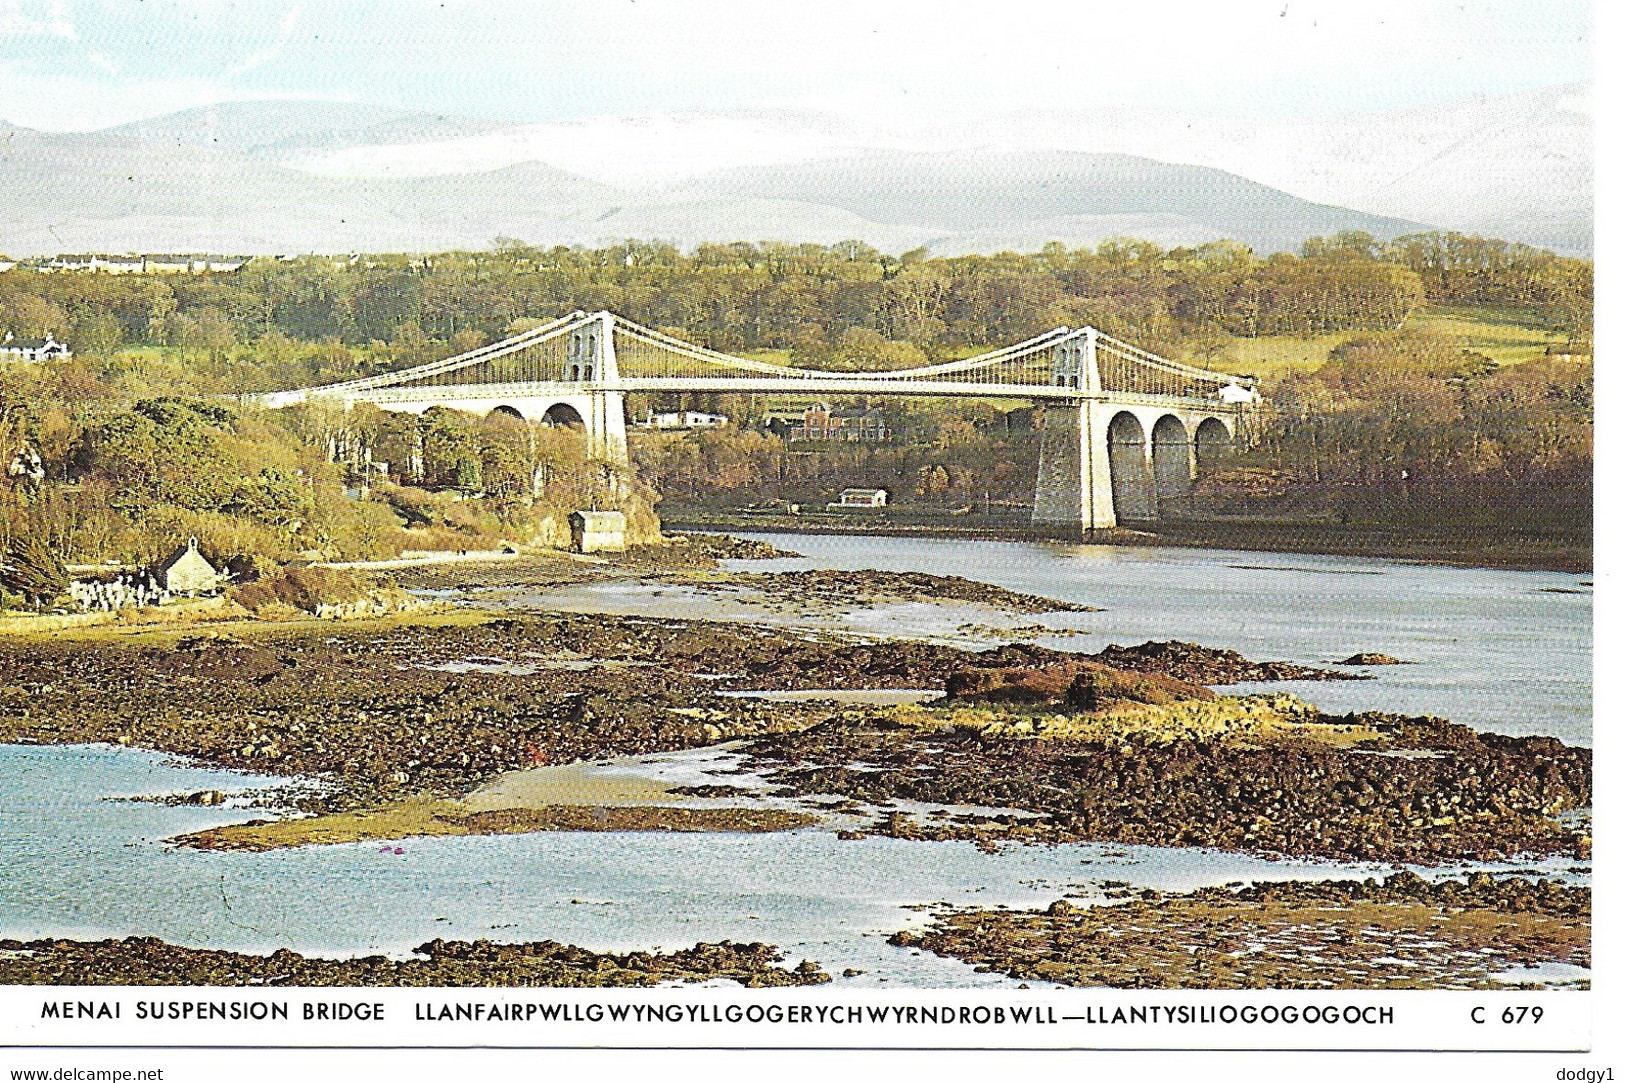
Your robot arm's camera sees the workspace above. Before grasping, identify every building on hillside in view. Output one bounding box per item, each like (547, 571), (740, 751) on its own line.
(40, 254), (98, 272)
(1, 332), (72, 362)
(142, 254), (198, 274)
(569, 510), (628, 554)
(834, 488), (888, 508)
(781, 402), (888, 442)
(154, 537), (221, 596)
(637, 409), (729, 430)
(24, 253), (245, 275)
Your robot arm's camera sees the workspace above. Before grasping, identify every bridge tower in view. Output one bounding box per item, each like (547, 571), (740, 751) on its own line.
(1032, 328), (1121, 533)
(567, 312), (630, 467)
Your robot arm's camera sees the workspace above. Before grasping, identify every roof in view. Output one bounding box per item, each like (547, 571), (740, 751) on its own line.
(569, 510), (627, 527)
(156, 537), (216, 573)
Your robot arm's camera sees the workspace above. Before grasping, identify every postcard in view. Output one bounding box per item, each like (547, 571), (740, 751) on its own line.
(0, 1), (1601, 1078)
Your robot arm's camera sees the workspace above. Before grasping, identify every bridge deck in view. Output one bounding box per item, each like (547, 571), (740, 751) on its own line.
(301, 379), (1238, 412)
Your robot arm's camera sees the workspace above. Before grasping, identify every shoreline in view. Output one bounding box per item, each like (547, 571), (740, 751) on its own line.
(0, 547), (1591, 988)
(0, 607), (1587, 866)
(660, 512), (1592, 574)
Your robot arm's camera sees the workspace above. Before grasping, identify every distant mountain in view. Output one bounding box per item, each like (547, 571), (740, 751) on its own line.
(12, 85), (1578, 257)
(0, 104), (1438, 257)
(665, 151), (1423, 256)
(1263, 84), (1591, 255)
(0, 121), (624, 254)
(873, 85), (1592, 255)
(102, 100), (503, 160)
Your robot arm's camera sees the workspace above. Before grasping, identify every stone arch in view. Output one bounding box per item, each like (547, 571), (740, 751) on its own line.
(488, 404), (525, 421)
(542, 402), (586, 429)
(1107, 411), (1156, 523)
(1151, 414), (1193, 506)
(1195, 416), (1233, 471)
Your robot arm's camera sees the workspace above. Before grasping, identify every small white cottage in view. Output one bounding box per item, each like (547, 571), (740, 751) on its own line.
(155, 537), (220, 596)
(569, 510), (627, 554)
(1, 332), (72, 362)
(837, 487), (888, 508)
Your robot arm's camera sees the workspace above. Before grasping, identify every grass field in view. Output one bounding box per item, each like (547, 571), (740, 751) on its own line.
(1221, 303), (1573, 384)
(1406, 305), (1571, 366)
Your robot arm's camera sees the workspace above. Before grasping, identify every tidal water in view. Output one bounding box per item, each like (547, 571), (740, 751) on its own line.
(721, 535), (1592, 746)
(0, 743), (1580, 987)
(0, 535), (1592, 984)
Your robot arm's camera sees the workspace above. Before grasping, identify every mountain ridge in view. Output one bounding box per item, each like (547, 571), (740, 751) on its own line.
(0, 101), (1529, 258)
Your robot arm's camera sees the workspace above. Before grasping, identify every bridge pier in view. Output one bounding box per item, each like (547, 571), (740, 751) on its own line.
(1032, 401), (1235, 536)
(582, 390), (630, 466)
(1032, 402), (1118, 534)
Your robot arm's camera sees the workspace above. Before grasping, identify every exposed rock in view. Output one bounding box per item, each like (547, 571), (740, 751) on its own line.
(1091, 640), (1355, 684)
(891, 873), (1590, 990)
(0, 936), (830, 988)
(945, 660), (1213, 710)
(741, 704), (1590, 864)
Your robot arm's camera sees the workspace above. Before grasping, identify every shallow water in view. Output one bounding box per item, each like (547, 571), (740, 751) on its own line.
(709, 535), (1593, 745)
(516, 537), (1589, 743)
(0, 742), (1587, 987)
(0, 535), (1591, 985)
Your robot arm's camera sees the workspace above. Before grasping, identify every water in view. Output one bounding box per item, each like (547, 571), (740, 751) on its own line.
(0, 535), (1591, 984)
(0, 743), (1578, 988)
(715, 535), (1592, 745)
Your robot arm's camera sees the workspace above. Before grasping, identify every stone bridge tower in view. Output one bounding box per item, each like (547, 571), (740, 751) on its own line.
(565, 312), (630, 467)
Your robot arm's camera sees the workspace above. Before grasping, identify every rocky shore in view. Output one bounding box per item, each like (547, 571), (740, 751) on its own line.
(890, 873), (1590, 989)
(0, 612), (1352, 814)
(740, 693), (1590, 863)
(394, 545), (1103, 624)
(718, 569), (1100, 616)
(0, 533), (1593, 990)
(0, 937), (829, 987)
(0, 606), (1584, 864)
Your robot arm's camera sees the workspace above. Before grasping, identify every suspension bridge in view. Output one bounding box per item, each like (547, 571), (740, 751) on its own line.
(254, 310), (1257, 533)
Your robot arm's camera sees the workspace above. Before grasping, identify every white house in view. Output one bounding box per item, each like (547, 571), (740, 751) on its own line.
(1, 332), (72, 362)
(142, 254), (197, 274)
(569, 510), (628, 553)
(638, 410), (729, 430)
(836, 488), (888, 508)
(95, 255), (147, 274)
(155, 537), (221, 596)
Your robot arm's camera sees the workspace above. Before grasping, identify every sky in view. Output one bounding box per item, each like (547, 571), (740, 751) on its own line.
(0, 0), (1594, 132)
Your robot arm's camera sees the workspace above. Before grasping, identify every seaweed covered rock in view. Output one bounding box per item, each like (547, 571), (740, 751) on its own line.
(1066, 667), (1215, 710)
(945, 659), (1212, 710)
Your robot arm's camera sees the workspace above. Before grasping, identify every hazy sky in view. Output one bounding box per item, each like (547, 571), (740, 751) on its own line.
(0, 0), (1593, 131)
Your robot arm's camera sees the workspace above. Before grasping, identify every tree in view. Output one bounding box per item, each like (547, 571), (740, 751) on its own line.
(1, 533), (67, 608)
(72, 311), (123, 359)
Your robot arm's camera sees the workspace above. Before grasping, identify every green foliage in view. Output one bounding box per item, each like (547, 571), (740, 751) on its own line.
(1234, 331), (1591, 530)
(0, 234), (1589, 384)
(0, 532), (67, 607)
(0, 228), (1592, 554)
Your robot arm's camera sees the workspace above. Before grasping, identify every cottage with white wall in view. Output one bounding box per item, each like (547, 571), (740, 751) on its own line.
(1, 332), (72, 362)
